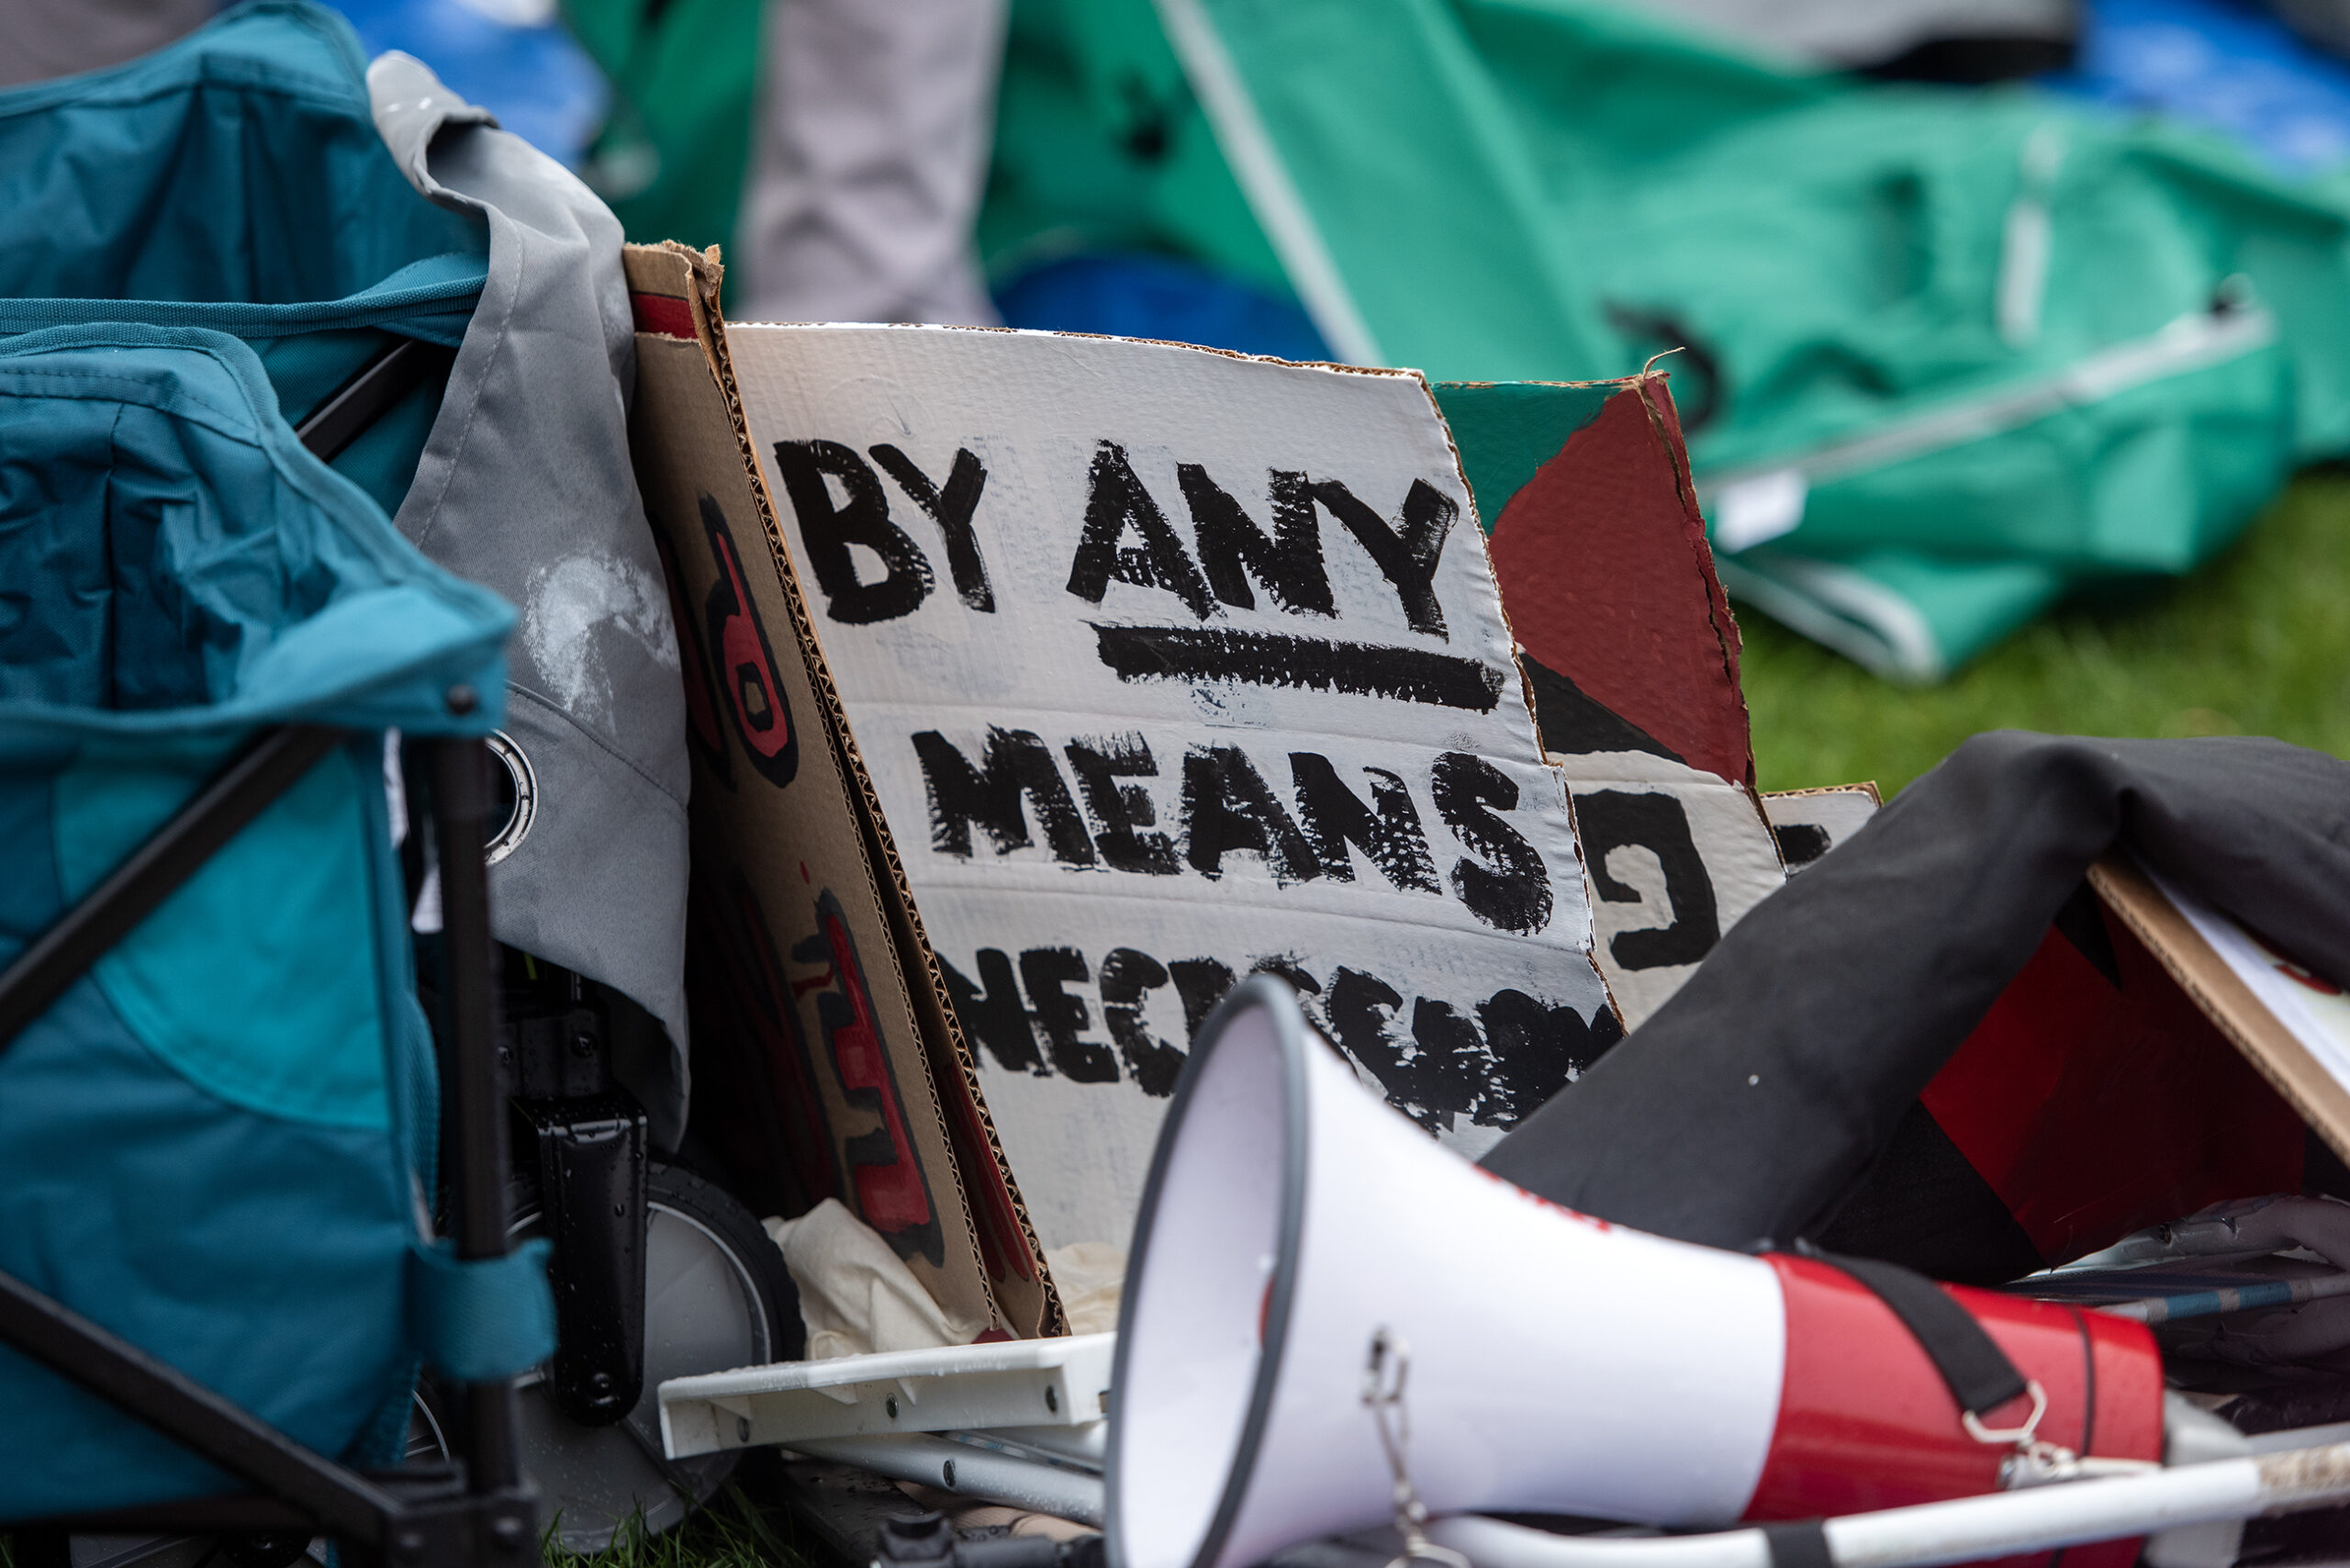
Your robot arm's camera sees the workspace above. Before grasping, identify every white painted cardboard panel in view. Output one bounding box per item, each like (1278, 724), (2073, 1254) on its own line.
(1760, 783), (1882, 874)
(1554, 749), (1787, 1030)
(727, 325), (1609, 1251)
(2150, 868), (2350, 1090)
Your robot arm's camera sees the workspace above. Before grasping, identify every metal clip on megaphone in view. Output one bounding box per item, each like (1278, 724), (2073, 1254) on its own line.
(1104, 977), (2350, 1568)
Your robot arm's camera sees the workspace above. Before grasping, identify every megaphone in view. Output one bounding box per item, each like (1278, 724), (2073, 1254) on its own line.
(1106, 978), (2164, 1568)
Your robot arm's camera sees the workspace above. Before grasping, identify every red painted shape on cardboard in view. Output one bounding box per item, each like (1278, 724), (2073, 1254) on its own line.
(706, 507), (798, 778)
(1922, 908), (2307, 1266)
(630, 291), (696, 341)
(1746, 1251), (2162, 1568)
(933, 1037), (1038, 1284)
(810, 901), (939, 1237)
(1483, 384), (1752, 787)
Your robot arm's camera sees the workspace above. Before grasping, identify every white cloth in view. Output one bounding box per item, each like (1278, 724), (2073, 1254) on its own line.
(736, 0), (1008, 325)
(1044, 1242), (1125, 1337)
(766, 1198), (991, 1359)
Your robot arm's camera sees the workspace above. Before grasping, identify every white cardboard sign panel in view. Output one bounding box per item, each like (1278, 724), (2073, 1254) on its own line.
(727, 325), (1611, 1251)
(1553, 749), (1787, 1031)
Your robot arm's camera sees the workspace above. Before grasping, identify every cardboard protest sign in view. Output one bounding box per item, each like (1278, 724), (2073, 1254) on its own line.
(1436, 377), (1790, 1026)
(1436, 378), (1753, 788)
(1561, 754), (1785, 1026)
(620, 243), (1058, 1336)
(723, 324), (1611, 1253)
(1761, 784), (1883, 874)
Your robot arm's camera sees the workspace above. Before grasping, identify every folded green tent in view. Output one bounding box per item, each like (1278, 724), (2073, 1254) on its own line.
(988, 0), (2350, 678)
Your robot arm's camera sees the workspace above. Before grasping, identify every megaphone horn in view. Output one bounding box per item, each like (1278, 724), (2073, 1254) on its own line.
(1106, 977), (2165, 1568)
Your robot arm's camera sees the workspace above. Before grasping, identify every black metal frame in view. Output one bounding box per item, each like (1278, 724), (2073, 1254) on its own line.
(0, 721), (535, 1566)
(297, 338), (460, 465)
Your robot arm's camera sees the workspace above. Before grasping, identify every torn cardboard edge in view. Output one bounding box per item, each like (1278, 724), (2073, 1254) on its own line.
(1759, 783), (1882, 875)
(2090, 854), (2350, 1167)
(622, 241), (1063, 1337)
(1443, 372), (1788, 1030)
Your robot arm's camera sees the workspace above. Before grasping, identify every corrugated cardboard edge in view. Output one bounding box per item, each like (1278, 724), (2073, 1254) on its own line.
(624, 242), (1064, 1337)
(622, 242), (998, 1323)
(2090, 853), (2350, 1165)
(1493, 371), (1772, 1029)
(1759, 781), (1885, 808)
(1622, 374), (1782, 911)
(1628, 372), (1755, 793)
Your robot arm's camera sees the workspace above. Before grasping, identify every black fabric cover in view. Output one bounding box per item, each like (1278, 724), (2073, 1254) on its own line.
(1810, 1103), (2045, 1282)
(1481, 733), (2350, 1252)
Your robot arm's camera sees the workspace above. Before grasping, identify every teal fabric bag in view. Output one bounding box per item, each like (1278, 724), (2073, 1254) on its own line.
(0, 0), (487, 521)
(0, 323), (536, 1518)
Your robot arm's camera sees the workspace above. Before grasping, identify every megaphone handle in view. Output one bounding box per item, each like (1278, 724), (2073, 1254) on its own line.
(1364, 1329), (1474, 1568)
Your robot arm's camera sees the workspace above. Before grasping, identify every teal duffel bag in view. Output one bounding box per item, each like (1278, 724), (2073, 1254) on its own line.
(0, 323), (545, 1518)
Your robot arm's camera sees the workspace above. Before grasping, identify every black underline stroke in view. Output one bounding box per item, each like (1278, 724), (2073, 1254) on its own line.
(1089, 624), (1505, 712)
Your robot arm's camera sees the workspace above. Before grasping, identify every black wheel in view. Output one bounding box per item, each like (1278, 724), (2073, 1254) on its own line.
(507, 1162), (803, 1554)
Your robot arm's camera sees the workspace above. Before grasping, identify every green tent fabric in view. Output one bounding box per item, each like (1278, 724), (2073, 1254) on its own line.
(561, 0), (764, 252)
(555, 0), (1291, 287)
(990, 0), (2350, 678)
(981, 0), (1287, 294)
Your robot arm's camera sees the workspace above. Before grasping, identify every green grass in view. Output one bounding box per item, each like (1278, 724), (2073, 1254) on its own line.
(553, 1484), (817, 1568)
(0, 1484), (818, 1568)
(1737, 472), (2350, 796)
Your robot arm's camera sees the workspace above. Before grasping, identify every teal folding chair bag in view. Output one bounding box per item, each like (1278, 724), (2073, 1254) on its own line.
(0, 0), (487, 522)
(0, 323), (531, 1518)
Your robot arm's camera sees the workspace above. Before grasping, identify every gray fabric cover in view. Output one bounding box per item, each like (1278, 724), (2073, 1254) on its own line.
(736, 0), (1008, 325)
(370, 54), (691, 1144)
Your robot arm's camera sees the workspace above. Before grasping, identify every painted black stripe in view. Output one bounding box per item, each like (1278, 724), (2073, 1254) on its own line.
(1089, 624), (1505, 711)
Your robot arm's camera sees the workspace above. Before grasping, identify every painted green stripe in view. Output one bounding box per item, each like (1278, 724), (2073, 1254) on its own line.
(1433, 381), (1615, 534)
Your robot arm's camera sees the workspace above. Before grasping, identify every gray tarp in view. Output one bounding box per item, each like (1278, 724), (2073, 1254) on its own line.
(372, 55), (692, 1144)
